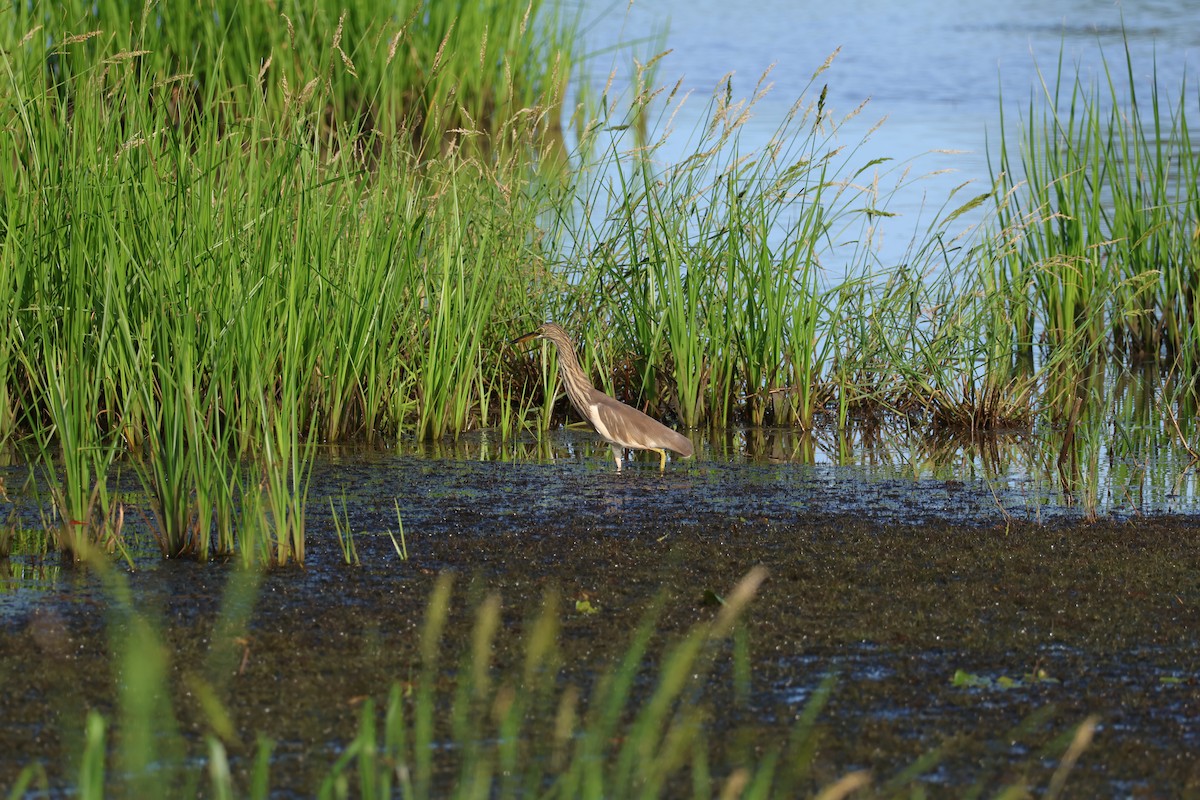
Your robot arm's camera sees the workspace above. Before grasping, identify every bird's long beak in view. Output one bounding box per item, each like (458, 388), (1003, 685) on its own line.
(511, 330), (540, 346)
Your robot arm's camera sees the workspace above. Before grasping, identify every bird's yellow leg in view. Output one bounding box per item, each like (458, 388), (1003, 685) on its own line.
(652, 448), (667, 471)
(611, 444), (624, 471)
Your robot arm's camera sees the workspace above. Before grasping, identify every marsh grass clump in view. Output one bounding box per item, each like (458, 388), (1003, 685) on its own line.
(0, 0), (574, 559)
(533, 49), (1063, 438)
(545, 52), (905, 432)
(989, 40), (1200, 373)
(527, 34), (1200, 451)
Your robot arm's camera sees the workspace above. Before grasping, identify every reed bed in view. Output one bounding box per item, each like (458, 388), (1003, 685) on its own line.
(1, 0), (571, 560)
(528, 40), (1199, 449)
(989, 41), (1200, 375)
(1, 3), (1197, 562)
(548, 56), (876, 431)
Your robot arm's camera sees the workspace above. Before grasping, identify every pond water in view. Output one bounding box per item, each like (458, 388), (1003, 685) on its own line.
(572, 0), (1200, 270)
(1, 437), (1199, 795)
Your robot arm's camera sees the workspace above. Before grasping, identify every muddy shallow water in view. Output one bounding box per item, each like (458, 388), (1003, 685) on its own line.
(1, 433), (1199, 796)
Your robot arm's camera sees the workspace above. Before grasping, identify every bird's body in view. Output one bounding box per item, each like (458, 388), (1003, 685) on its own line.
(513, 322), (693, 471)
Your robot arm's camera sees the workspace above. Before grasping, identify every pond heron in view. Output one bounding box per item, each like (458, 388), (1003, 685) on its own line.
(513, 322), (694, 471)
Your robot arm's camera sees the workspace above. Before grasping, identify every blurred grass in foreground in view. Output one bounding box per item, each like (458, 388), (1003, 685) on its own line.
(3, 561), (1098, 798)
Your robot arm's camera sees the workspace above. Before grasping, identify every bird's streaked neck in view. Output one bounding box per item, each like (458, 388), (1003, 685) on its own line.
(544, 334), (594, 418)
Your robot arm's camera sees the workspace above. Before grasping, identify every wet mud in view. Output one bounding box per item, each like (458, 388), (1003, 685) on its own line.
(1, 434), (1199, 796)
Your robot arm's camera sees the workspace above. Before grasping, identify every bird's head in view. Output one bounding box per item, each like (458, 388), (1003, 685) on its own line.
(511, 322), (569, 347)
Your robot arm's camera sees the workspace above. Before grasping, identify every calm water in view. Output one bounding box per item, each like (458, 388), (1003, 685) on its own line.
(572, 0), (1199, 268)
(3, 446), (1199, 795)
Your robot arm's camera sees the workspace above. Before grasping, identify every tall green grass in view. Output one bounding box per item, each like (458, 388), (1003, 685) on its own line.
(0, 0), (571, 155)
(0, 0), (572, 560)
(3, 2), (1199, 561)
(526, 35), (1200, 447)
(990, 40), (1199, 371)
(546, 53), (891, 431)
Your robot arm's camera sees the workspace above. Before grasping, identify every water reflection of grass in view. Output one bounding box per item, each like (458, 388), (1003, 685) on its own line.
(1, 4), (1197, 562)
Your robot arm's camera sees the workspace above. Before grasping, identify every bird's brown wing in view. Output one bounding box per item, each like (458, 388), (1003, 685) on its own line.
(586, 389), (693, 457)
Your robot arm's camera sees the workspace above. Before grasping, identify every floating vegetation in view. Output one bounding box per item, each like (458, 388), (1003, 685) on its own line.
(4, 561), (1106, 797)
